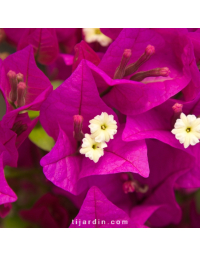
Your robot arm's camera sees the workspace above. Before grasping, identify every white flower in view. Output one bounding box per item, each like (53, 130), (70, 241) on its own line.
(171, 113), (200, 148)
(80, 134), (107, 163)
(89, 112), (117, 143)
(82, 28), (112, 47)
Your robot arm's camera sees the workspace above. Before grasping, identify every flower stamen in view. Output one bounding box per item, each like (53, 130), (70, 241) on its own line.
(130, 67), (170, 82)
(16, 82), (27, 107)
(124, 45), (155, 77)
(7, 70), (18, 103)
(114, 49), (132, 79)
(186, 127), (191, 133)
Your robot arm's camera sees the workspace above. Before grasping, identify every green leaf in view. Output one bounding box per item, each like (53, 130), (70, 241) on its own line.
(29, 122), (55, 152)
(28, 110), (40, 120)
(3, 215), (29, 228)
(4, 166), (41, 178)
(51, 80), (63, 90)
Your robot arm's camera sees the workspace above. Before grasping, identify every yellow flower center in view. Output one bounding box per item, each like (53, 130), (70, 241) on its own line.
(94, 28), (102, 35)
(186, 127), (191, 133)
(101, 124), (106, 130)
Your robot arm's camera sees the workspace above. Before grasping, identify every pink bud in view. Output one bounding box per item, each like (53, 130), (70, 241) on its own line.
(114, 49), (132, 79)
(145, 45), (155, 56)
(122, 181), (135, 194)
(124, 45), (155, 77)
(158, 67), (170, 76)
(123, 49), (132, 58)
(16, 73), (24, 83)
(7, 70), (17, 103)
(73, 115), (84, 141)
(16, 82), (27, 107)
(171, 103), (183, 127)
(172, 103), (183, 113)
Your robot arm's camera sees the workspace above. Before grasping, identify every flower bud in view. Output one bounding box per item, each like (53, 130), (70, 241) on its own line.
(7, 70), (17, 103)
(145, 44), (155, 56)
(172, 103), (183, 114)
(114, 49), (132, 79)
(16, 82), (26, 107)
(16, 73), (24, 83)
(124, 45), (155, 76)
(130, 67), (170, 82)
(122, 181), (135, 194)
(171, 103), (183, 128)
(73, 115), (84, 141)
(123, 179), (149, 194)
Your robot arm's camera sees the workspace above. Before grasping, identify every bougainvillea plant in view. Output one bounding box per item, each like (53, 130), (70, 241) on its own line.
(1, 28), (200, 228)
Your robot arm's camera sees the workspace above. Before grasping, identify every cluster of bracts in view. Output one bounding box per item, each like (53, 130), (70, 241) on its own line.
(0, 28), (200, 228)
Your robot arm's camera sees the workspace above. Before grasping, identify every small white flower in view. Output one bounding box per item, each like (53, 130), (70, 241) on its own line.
(89, 112), (117, 143)
(80, 134), (107, 163)
(171, 113), (200, 148)
(83, 28), (112, 47)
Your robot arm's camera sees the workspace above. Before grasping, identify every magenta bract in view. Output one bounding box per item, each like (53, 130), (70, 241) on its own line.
(70, 186), (158, 228)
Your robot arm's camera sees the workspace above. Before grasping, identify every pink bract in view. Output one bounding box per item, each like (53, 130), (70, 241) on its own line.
(70, 186), (158, 228)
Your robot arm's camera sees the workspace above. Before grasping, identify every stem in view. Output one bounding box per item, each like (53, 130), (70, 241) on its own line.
(8, 99), (17, 109)
(127, 172), (134, 181)
(100, 86), (113, 97)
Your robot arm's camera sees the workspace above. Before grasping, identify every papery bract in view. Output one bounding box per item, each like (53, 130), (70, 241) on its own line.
(56, 28), (79, 43)
(17, 28), (59, 65)
(100, 28), (123, 40)
(86, 28), (194, 115)
(132, 139), (194, 227)
(70, 186), (158, 228)
(47, 54), (73, 81)
(1, 46), (52, 113)
(0, 122), (18, 167)
(17, 138), (42, 168)
(73, 139), (194, 227)
(0, 46), (52, 147)
(122, 94), (200, 189)
(0, 154), (17, 207)
(152, 28), (200, 101)
(4, 28), (26, 46)
(0, 124), (18, 213)
(40, 60), (118, 141)
(72, 40), (101, 72)
(40, 125), (149, 195)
